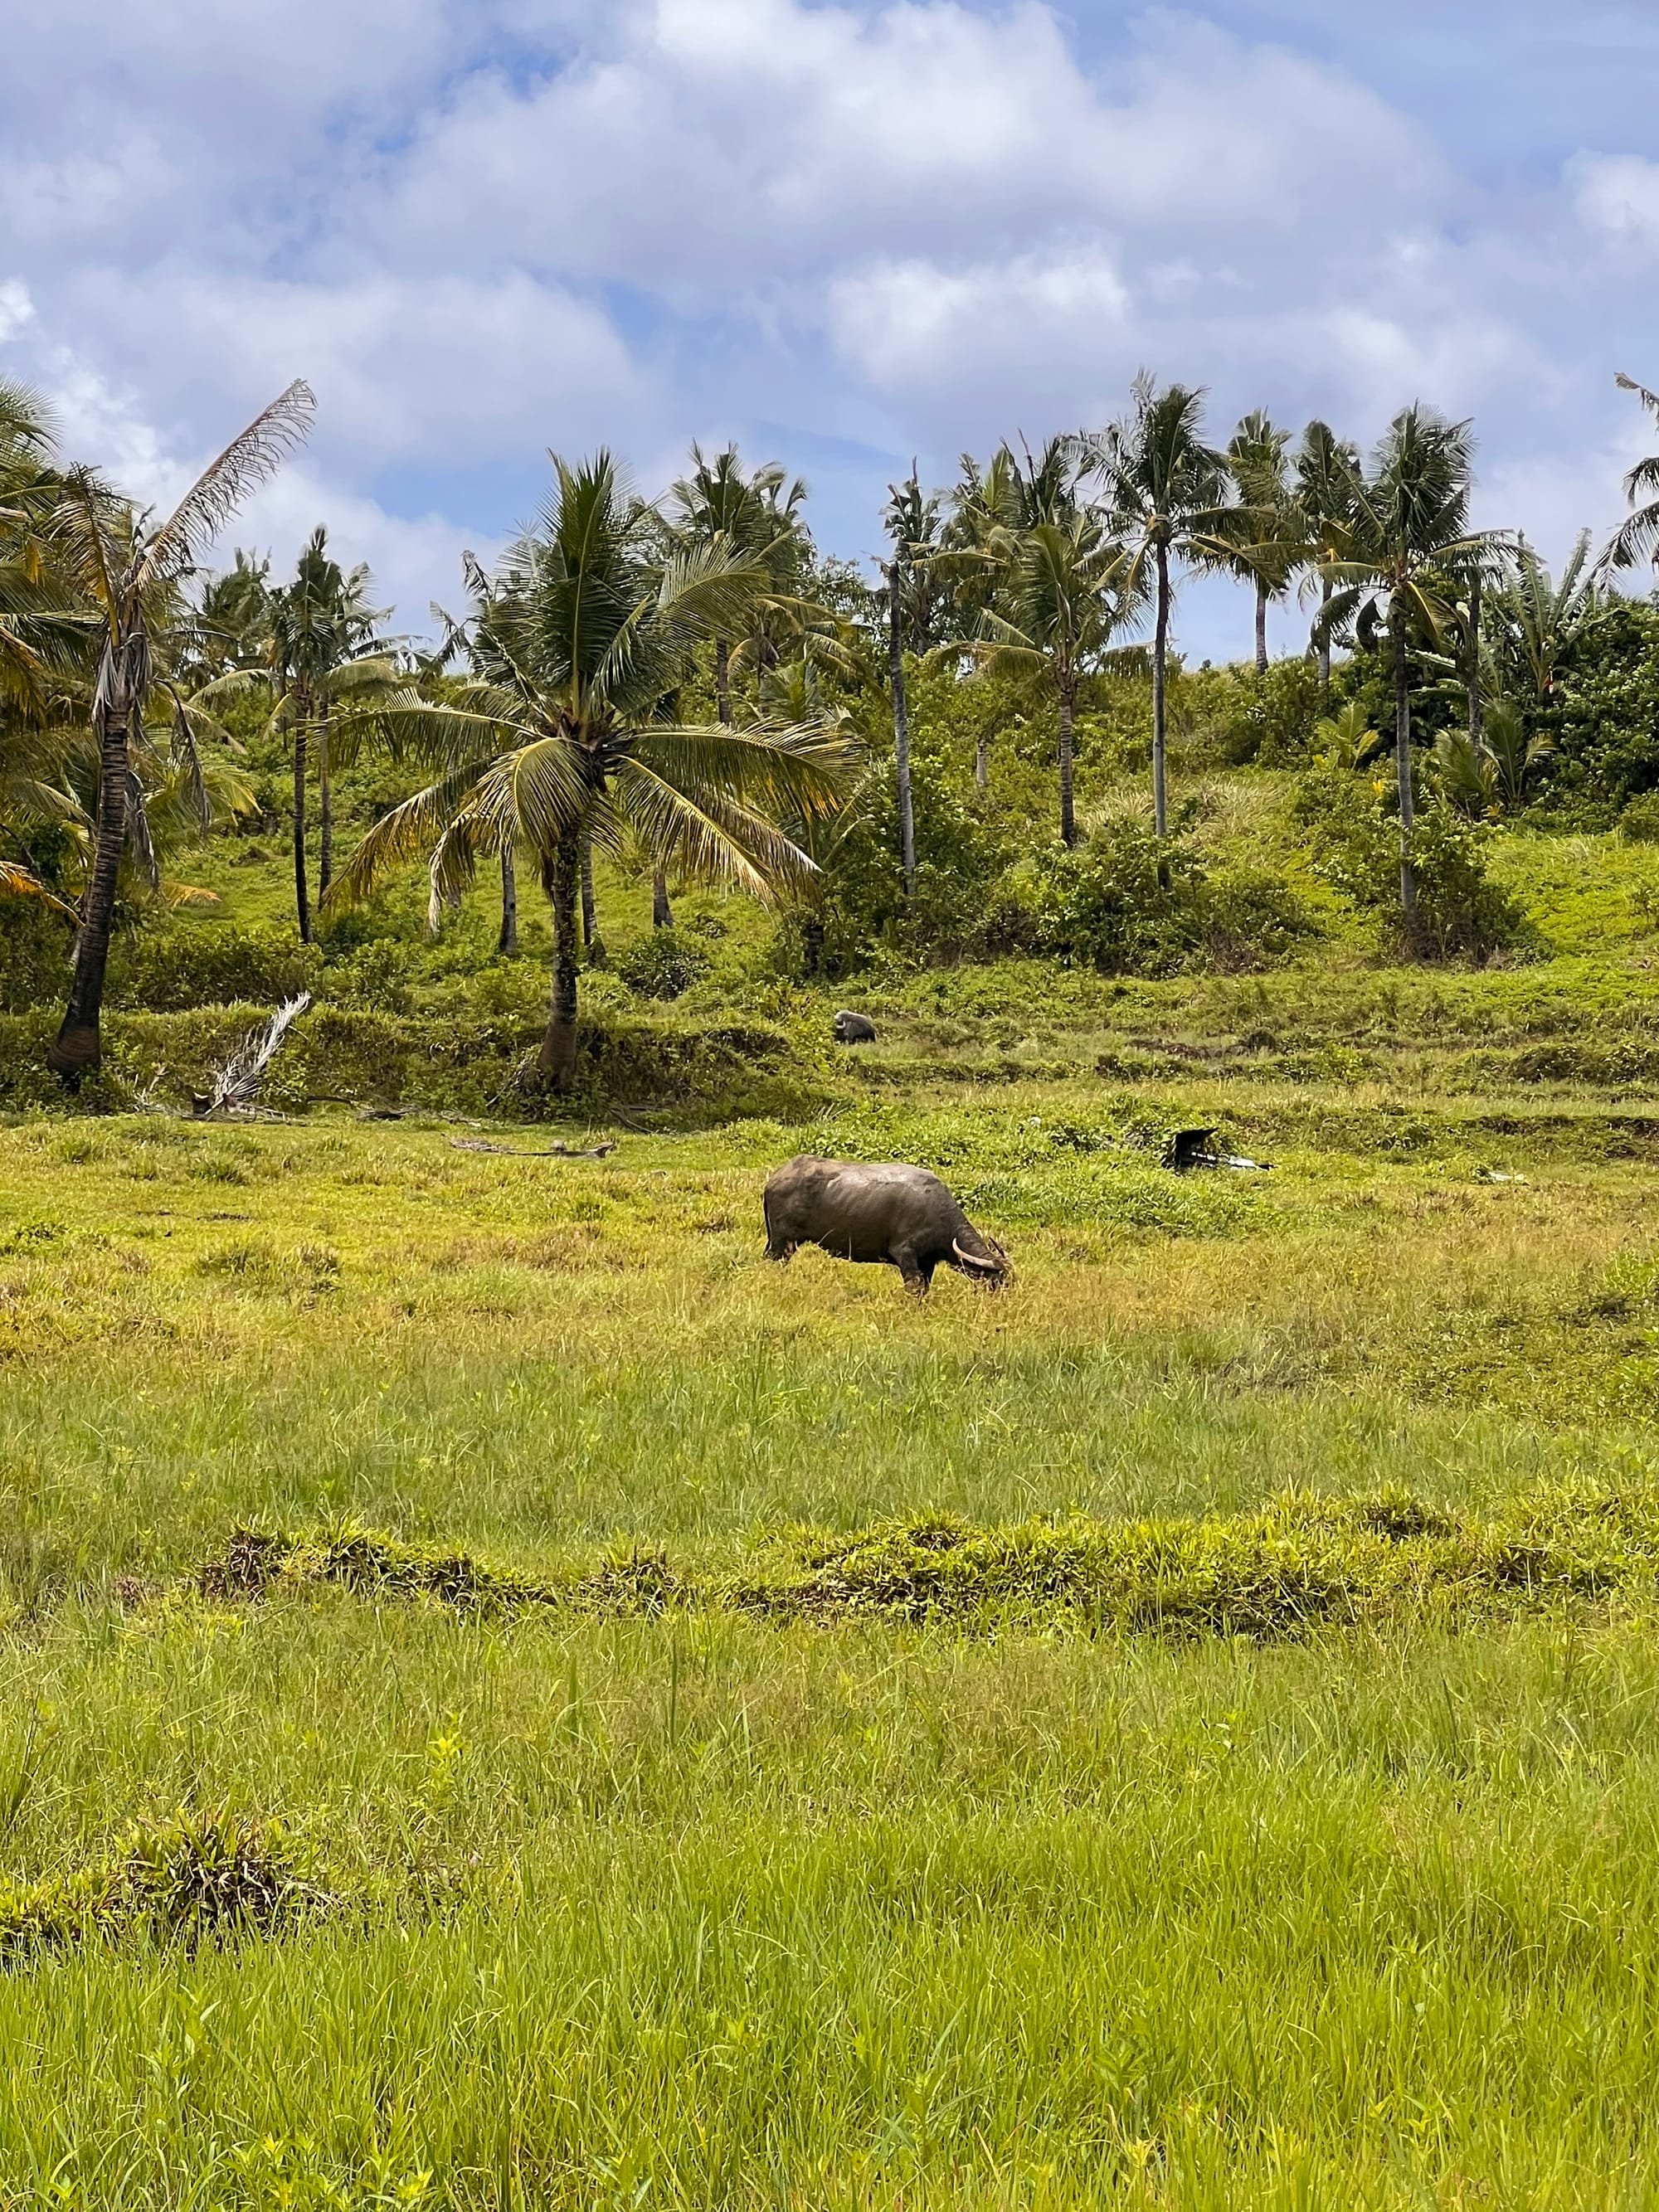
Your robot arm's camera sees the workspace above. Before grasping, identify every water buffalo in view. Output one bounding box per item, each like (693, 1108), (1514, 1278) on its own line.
(763, 1155), (1010, 1293)
(833, 1010), (878, 1044)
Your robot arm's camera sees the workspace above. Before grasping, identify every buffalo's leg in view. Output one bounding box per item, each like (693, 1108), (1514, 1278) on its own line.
(893, 1246), (931, 1295)
(766, 1237), (797, 1263)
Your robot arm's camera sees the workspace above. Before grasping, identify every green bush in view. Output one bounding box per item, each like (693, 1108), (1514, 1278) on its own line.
(1295, 764), (1525, 960)
(107, 924), (321, 1014)
(1212, 659), (1324, 766)
(1621, 790), (1659, 843)
(319, 937), (413, 1014)
(0, 897), (72, 1012)
(975, 823), (1313, 976)
(1540, 600), (1659, 819)
(614, 929), (709, 1001)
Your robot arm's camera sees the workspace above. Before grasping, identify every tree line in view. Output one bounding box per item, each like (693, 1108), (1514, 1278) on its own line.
(6, 366), (1659, 1087)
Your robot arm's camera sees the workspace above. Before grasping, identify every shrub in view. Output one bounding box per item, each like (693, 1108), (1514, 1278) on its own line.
(107, 924), (321, 1014)
(320, 937), (413, 1014)
(1213, 659), (1324, 766)
(975, 824), (1314, 976)
(1622, 790), (1659, 843)
(1295, 764), (1525, 960)
(0, 897), (72, 1012)
(615, 930), (709, 1001)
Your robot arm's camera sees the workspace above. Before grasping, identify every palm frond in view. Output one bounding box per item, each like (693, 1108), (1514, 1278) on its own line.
(139, 382), (315, 589)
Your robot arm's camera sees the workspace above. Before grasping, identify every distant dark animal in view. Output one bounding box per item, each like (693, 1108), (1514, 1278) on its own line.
(763, 1155), (1010, 1293)
(1160, 1127), (1273, 1174)
(833, 1010), (878, 1045)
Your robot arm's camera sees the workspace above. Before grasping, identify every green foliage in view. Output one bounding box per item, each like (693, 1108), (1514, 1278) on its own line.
(1622, 790), (1659, 843)
(0, 897), (71, 1012)
(1542, 600), (1659, 818)
(978, 822), (1311, 975)
(1296, 763), (1526, 958)
(615, 929), (710, 1001)
(1207, 658), (1323, 766)
(0, 1806), (332, 1965)
(107, 923), (322, 1013)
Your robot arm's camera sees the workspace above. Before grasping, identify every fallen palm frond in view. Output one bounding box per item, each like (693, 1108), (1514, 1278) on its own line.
(195, 992), (312, 1116)
(450, 1137), (615, 1158)
(194, 1486), (1659, 1642)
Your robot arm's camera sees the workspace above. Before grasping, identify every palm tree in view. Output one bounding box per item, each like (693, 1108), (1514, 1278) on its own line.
(1495, 534), (1608, 710)
(880, 467), (944, 901)
(1316, 406), (1496, 931)
(1225, 411), (1301, 673)
(328, 453), (854, 1091)
(265, 527), (397, 939)
(1603, 373), (1659, 575)
(970, 508), (1141, 847)
(1088, 376), (1238, 835)
(1294, 423), (1363, 697)
(41, 382), (313, 1081)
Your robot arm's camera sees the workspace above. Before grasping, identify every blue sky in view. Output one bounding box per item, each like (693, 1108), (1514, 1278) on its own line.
(4, 0), (1659, 659)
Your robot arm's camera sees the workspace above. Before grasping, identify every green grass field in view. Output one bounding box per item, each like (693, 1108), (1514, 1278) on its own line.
(7, 1056), (1659, 2207)
(11, 771), (1659, 2206)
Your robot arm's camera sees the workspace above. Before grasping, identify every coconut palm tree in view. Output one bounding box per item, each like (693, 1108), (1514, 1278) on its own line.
(969, 508), (1141, 847)
(328, 452), (854, 1091)
(1316, 406), (1498, 931)
(1087, 377), (1239, 835)
(1603, 373), (1659, 576)
(879, 467), (946, 900)
(40, 382), (313, 1081)
(1294, 421), (1362, 696)
(264, 527), (398, 939)
(1225, 411), (1301, 673)
(1494, 533), (1608, 711)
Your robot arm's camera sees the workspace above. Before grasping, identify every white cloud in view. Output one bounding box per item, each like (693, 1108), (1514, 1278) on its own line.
(1573, 153), (1659, 246)
(829, 248), (1131, 396)
(0, 0), (1652, 650)
(0, 280), (35, 343)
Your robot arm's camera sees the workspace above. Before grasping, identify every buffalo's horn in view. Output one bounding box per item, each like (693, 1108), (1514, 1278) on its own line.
(953, 1237), (1003, 1272)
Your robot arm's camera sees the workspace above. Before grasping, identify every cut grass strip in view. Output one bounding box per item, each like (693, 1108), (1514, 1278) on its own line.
(197, 1484), (1659, 1641)
(0, 1806), (335, 1966)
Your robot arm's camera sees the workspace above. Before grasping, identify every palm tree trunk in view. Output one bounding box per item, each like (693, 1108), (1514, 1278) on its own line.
(1316, 577), (1332, 698)
(538, 827), (582, 1090)
(47, 688), (129, 1082)
(1152, 543), (1170, 838)
(317, 701), (333, 899)
(579, 835), (603, 961)
(1467, 569), (1484, 751)
(801, 911), (825, 976)
(888, 562), (916, 898)
(292, 694), (311, 945)
(1255, 578), (1269, 674)
(652, 867), (674, 930)
(1394, 601), (1418, 934)
(715, 639), (732, 728)
(498, 845), (518, 956)
(1058, 669), (1078, 848)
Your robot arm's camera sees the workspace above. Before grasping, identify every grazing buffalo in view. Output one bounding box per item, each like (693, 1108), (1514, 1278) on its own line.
(833, 1010), (878, 1045)
(763, 1155), (1010, 1293)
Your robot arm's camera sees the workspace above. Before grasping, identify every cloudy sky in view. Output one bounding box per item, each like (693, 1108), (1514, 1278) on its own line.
(4, 0), (1659, 659)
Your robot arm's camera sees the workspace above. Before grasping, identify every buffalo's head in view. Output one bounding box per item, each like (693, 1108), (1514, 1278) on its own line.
(951, 1229), (1011, 1288)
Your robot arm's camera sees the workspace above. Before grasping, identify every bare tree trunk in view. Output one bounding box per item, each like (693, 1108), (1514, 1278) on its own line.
(1316, 576), (1332, 698)
(498, 844), (518, 956)
(1467, 567), (1484, 751)
(1152, 543), (1170, 838)
(888, 562), (916, 898)
(652, 867), (674, 929)
(801, 912), (825, 976)
(292, 692), (311, 945)
(1254, 578), (1269, 674)
(538, 827), (582, 1089)
(578, 834), (603, 962)
(715, 639), (732, 728)
(975, 726), (990, 791)
(317, 700), (333, 899)
(1394, 600), (1418, 935)
(48, 685), (129, 1081)
(1058, 669), (1078, 848)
